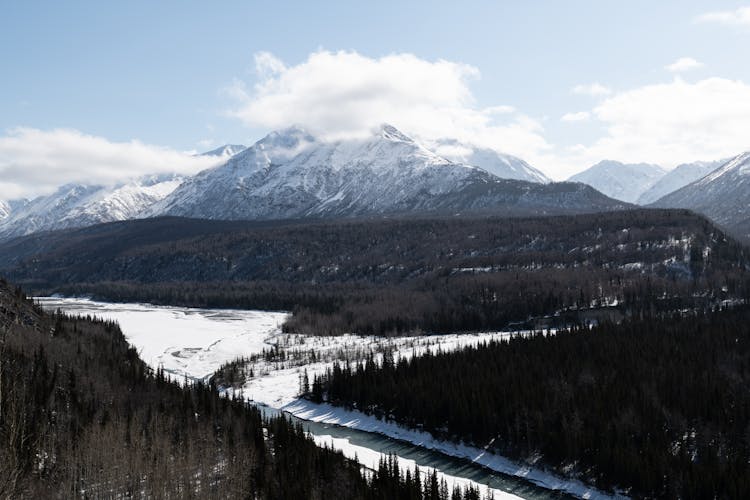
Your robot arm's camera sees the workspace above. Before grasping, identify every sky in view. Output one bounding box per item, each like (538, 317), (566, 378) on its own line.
(2, 0), (750, 198)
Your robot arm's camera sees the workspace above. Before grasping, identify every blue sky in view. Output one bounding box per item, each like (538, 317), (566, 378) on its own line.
(2, 0), (750, 195)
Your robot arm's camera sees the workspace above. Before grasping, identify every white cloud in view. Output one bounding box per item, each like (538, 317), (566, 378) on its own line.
(561, 111), (590, 122)
(571, 83), (612, 97)
(695, 6), (750, 26)
(226, 50), (552, 161)
(225, 51), (750, 181)
(0, 128), (220, 199)
(254, 51), (287, 78)
(665, 57), (704, 73)
(431, 143), (475, 159)
(483, 105), (515, 115)
(562, 77), (750, 173)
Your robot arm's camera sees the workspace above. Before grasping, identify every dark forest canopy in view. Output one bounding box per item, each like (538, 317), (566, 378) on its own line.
(1, 209), (748, 335)
(0, 278), (490, 499)
(310, 307), (750, 498)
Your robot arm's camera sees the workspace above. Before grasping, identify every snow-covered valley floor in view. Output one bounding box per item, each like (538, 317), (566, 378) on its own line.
(38, 297), (624, 500)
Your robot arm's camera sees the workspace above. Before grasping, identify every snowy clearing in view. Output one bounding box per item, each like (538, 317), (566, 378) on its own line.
(38, 297), (623, 499)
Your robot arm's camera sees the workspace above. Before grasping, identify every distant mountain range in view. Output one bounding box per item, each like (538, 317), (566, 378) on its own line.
(148, 124), (620, 221)
(2, 122), (746, 241)
(650, 152), (750, 232)
(636, 160), (726, 205)
(567, 160), (667, 204)
(0, 125), (626, 240)
(0, 174), (184, 240)
(564, 154), (750, 239)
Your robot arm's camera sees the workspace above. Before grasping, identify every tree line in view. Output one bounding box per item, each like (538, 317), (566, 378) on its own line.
(309, 306), (750, 498)
(5, 209), (749, 336)
(0, 278), (490, 499)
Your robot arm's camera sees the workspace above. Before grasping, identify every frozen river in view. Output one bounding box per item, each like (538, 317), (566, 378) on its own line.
(38, 297), (613, 500)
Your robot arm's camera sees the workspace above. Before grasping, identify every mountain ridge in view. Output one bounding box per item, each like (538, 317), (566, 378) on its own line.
(651, 152), (750, 231)
(1, 128), (627, 240)
(568, 160), (666, 203)
(150, 124), (625, 221)
(637, 159), (726, 205)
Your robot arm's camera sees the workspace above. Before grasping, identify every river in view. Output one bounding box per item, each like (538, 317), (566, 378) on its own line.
(37, 296), (597, 499)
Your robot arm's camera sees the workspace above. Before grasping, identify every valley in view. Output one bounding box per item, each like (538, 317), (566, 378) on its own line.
(5, 3), (750, 498)
(4, 205), (749, 498)
(3, 209), (746, 337)
(37, 296), (613, 499)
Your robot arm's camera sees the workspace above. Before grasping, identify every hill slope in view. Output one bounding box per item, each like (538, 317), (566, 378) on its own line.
(637, 159), (724, 205)
(1, 210), (745, 335)
(0, 278), (386, 498)
(651, 152), (750, 232)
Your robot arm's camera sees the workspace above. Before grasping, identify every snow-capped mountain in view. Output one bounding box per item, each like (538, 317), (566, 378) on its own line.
(0, 175), (183, 239)
(0, 132), (626, 240)
(198, 144), (247, 158)
(0, 143), (248, 239)
(150, 124), (624, 221)
(568, 160), (667, 203)
(637, 159), (726, 205)
(431, 139), (550, 183)
(651, 152), (750, 229)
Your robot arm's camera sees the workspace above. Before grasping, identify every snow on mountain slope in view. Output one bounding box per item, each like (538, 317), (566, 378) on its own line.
(0, 131), (626, 239)
(0, 199), (28, 221)
(150, 124), (483, 219)
(651, 152), (750, 229)
(637, 159), (726, 205)
(198, 144), (247, 158)
(150, 124), (622, 220)
(568, 160), (666, 203)
(431, 139), (550, 183)
(0, 175), (183, 239)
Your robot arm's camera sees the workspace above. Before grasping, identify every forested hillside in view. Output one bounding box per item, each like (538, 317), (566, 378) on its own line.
(0, 279), (484, 499)
(310, 308), (750, 498)
(1, 209), (747, 335)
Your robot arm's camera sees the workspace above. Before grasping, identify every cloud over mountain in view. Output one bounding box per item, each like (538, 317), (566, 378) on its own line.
(225, 50), (552, 164)
(0, 127), (220, 198)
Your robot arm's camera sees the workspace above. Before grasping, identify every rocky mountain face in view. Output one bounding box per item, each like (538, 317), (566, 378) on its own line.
(0, 199), (28, 221)
(568, 160), (666, 203)
(651, 152), (750, 231)
(0, 128), (629, 240)
(0, 175), (183, 240)
(150, 125), (623, 221)
(0, 144), (249, 240)
(637, 159), (726, 205)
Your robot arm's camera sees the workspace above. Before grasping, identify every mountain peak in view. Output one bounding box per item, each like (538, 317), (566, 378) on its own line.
(378, 124), (413, 143)
(652, 151), (750, 230)
(257, 126), (317, 150)
(637, 158), (726, 205)
(569, 160), (666, 203)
